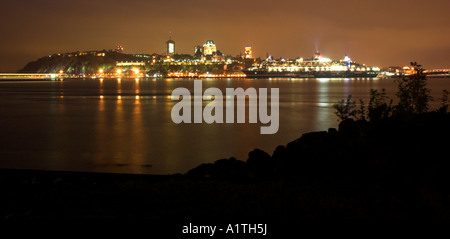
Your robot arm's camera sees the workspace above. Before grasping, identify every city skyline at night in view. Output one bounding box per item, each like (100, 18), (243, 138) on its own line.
(2, 0), (450, 229)
(1, 0), (450, 72)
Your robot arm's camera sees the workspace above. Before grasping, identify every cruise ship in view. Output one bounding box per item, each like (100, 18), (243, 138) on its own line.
(242, 52), (380, 78)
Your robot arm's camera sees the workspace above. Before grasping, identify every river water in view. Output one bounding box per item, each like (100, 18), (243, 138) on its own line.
(0, 77), (448, 174)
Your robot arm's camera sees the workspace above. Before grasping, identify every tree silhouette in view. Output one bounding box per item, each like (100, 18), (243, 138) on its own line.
(395, 62), (432, 114)
(440, 89), (449, 113)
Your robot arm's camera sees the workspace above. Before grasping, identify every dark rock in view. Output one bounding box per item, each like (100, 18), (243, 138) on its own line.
(272, 145), (287, 161)
(186, 163), (214, 178)
(299, 131), (328, 145)
(328, 128), (338, 135)
(213, 157), (248, 179)
(247, 149), (272, 178)
(186, 157), (249, 179)
(247, 148), (270, 162)
(338, 118), (359, 136)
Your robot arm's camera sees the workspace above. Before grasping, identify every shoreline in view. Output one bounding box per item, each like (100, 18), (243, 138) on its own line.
(1, 112), (449, 221)
(1, 65), (450, 228)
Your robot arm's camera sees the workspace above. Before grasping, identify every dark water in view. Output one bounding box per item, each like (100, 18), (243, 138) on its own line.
(0, 77), (448, 174)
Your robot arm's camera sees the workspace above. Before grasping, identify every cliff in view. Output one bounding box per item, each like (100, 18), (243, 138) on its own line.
(19, 50), (148, 74)
(19, 51), (231, 75)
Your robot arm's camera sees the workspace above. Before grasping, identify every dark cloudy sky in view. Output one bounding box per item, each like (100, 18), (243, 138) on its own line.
(1, 0), (449, 71)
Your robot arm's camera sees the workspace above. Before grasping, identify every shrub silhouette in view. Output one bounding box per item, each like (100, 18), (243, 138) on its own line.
(394, 62), (432, 114)
(335, 62), (439, 121)
(333, 95), (357, 121)
(367, 89), (393, 121)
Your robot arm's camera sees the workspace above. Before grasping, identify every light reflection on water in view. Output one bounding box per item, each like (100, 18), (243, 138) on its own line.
(0, 77), (448, 174)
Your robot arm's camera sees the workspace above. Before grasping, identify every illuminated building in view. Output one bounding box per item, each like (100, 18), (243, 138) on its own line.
(203, 40), (216, 56)
(116, 45), (124, 53)
(116, 61), (146, 67)
(166, 38), (175, 56)
(244, 47), (252, 59)
(402, 66), (417, 75)
(60, 51), (105, 57)
(211, 52), (225, 62)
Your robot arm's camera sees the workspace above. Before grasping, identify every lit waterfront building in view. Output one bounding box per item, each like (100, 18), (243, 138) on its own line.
(114, 61), (145, 77)
(116, 61), (146, 67)
(244, 47), (252, 59)
(166, 38), (175, 56)
(203, 40), (217, 56)
(116, 45), (124, 53)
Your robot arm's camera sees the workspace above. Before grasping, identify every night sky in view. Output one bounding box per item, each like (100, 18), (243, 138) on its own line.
(1, 0), (449, 72)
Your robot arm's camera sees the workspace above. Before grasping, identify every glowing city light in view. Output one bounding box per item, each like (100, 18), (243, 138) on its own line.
(344, 55), (351, 62)
(318, 57), (331, 63)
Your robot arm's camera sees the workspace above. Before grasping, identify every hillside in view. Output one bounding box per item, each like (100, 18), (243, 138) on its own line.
(19, 50), (231, 76)
(20, 50), (150, 74)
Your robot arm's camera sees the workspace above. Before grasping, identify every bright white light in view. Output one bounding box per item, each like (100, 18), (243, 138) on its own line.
(318, 78), (330, 83)
(318, 57), (331, 63)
